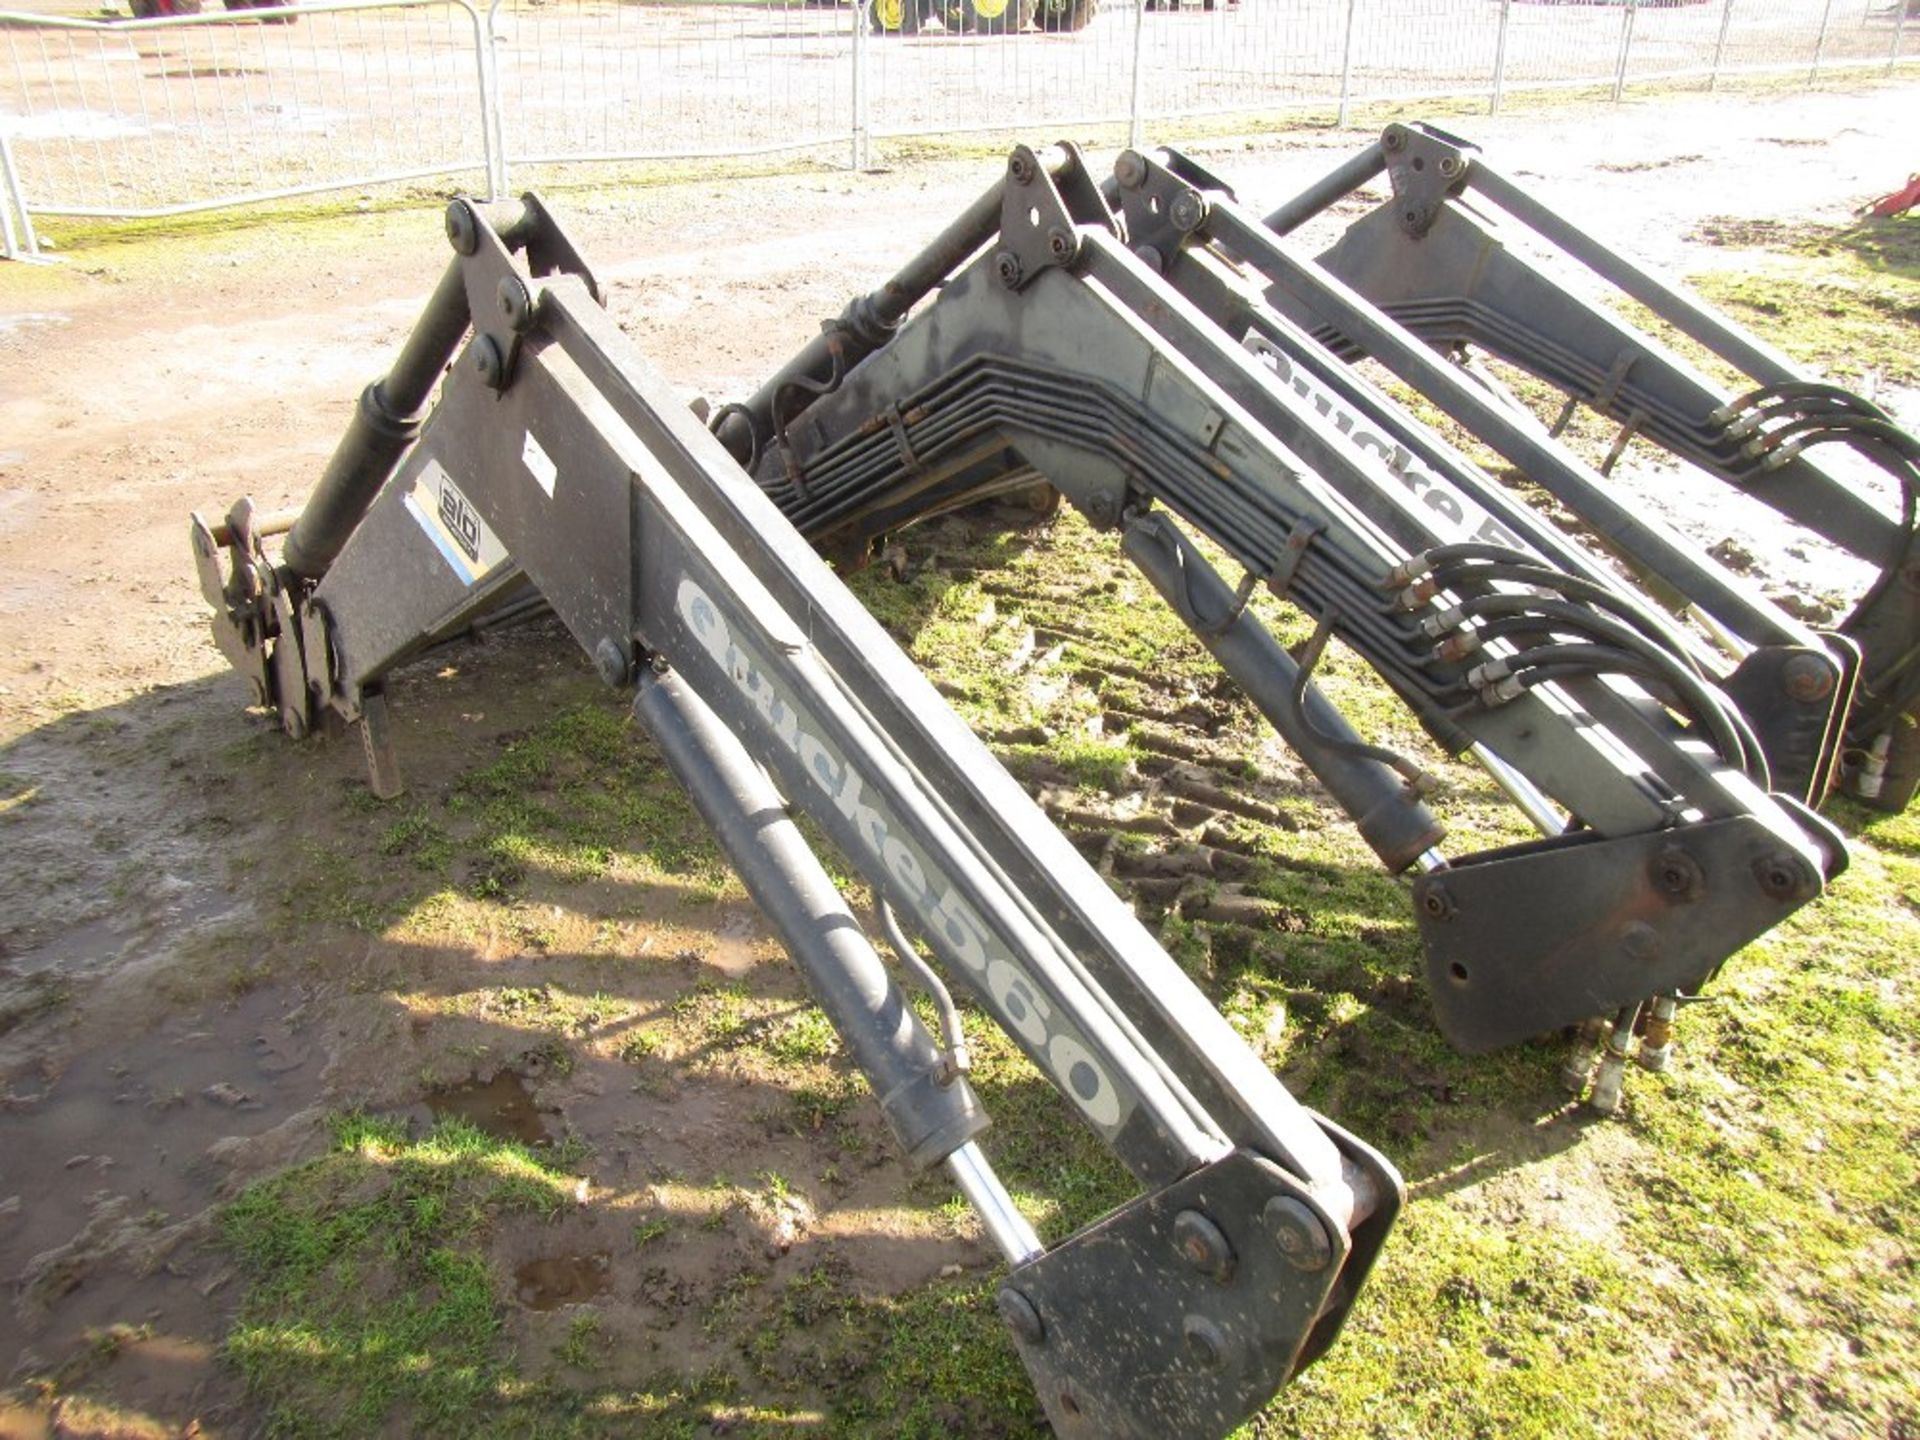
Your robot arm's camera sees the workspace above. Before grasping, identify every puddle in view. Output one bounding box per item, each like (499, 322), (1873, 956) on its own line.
(424, 1069), (553, 1146)
(0, 312), (71, 340)
(513, 1252), (610, 1311)
(0, 984), (313, 1339)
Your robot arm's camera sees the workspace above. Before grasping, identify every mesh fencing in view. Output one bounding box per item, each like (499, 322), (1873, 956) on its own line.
(2, 0), (1913, 248)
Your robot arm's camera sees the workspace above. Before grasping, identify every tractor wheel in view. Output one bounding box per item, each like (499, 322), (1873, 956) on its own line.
(1034, 0), (1092, 29)
(966, 0), (1016, 32)
(869, 0), (921, 32)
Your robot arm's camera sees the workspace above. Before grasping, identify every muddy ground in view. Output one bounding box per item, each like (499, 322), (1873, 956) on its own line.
(1, 83), (1917, 1438)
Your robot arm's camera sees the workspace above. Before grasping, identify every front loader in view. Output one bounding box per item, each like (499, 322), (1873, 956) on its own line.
(703, 138), (1859, 1110)
(190, 192), (1400, 1440)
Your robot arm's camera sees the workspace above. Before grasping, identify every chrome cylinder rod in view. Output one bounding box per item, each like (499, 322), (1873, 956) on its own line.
(946, 1142), (1044, 1266)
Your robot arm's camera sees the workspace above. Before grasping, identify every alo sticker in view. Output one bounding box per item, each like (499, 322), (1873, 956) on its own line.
(404, 460), (508, 585)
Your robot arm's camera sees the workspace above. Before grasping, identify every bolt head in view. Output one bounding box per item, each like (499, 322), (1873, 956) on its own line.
(1263, 1195), (1334, 1272)
(1418, 881), (1456, 922)
(1753, 852), (1813, 903)
(1115, 150), (1148, 190)
(1382, 125), (1408, 152)
(444, 200), (478, 255)
(497, 276), (534, 333)
(1782, 651), (1836, 703)
(472, 335), (505, 389)
(1172, 1209), (1236, 1283)
(1651, 846), (1704, 901)
(1008, 150), (1036, 185)
(994, 250), (1023, 288)
(1046, 226), (1076, 261)
(1168, 191), (1205, 233)
(1181, 1314), (1230, 1371)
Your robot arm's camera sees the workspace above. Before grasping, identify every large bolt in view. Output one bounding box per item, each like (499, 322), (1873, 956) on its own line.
(1263, 1195), (1333, 1272)
(1114, 150), (1148, 190)
(1437, 154), (1462, 178)
(444, 199), (479, 256)
(1182, 1314), (1230, 1371)
(1046, 226), (1076, 262)
(1782, 652), (1836, 703)
(497, 276), (534, 334)
(593, 638), (631, 689)
(1418, 881), (1456, 922)
(1382, 126), (1408, 152)
(1172, 1209), (1236, 1284)
(994, 250), (1024, 289)
(1168, 191), (1205, 233)
(472, 335), (506, 390)
(1651, 846), (1705, 901)
(1753, 852), (1813, 903)
(997, 1287), (1045, 1345)
(1008, 150), (1036, 186)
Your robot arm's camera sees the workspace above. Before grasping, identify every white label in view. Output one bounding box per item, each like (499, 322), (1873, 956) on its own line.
(522, 429), (558, 498)
(1244, 330), (1528, 551)
(403, 460), (509, 586)
(674, 574), (1128, 1134)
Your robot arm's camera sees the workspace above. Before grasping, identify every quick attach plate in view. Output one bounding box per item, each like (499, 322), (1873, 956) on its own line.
(1413, 813), (1838, 1053)
(998, 1148), (1351, 1440)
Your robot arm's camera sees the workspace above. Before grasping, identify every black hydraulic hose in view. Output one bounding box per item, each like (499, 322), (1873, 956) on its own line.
(1451, 591), (1710, 686)
(1717, 379), (1894, 426)
(1419, 543), (1708, 672)
(1494, 641), (1769, 787)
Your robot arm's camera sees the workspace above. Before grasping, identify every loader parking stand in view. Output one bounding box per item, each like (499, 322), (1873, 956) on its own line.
(3, 90), (1919, 1440)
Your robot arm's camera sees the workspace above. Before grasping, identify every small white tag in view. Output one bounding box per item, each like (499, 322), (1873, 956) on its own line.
(403, 460), (509, 586)
(522, 429), (558, 498)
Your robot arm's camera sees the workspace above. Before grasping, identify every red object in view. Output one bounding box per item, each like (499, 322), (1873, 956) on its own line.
(1867, 175), (1920, 218)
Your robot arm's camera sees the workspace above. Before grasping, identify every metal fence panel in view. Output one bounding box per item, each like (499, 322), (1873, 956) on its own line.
(0, 0), (1915, 250)
(0, 0), (493, 219)
(487, 0), (858, 163)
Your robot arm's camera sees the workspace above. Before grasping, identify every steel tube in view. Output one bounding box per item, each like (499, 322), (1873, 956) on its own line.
(283, 255), (472, 579)
(634, 665), (989, 1170)
(1263, 141), (1386, 237)
(715, 147), (1074, 466)
(1469, 742), (1568, 834)
(946, 1142), (1044, 1264)
(1123, 513), (1446, 873)
(1227, 205), (1805, 649)
(1466, 165), (1801, 387)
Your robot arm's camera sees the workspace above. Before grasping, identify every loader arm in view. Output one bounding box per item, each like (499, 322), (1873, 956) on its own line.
(1259, 123), (1920, 811)
(709, 143), (1846, 1062)
(190, 194), (1401, 1440)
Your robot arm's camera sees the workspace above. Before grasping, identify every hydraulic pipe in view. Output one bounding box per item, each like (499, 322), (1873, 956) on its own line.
(715, 146), (1076, 468)
(283, 255), (473, 580)
(633, 664), (989, 1170)
(1122, 511), (1446, 872)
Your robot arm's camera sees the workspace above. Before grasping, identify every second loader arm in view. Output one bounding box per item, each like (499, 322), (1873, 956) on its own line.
(709, 143), (1847, 1085)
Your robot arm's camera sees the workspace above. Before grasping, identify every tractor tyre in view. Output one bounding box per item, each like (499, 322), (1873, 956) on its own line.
(1034, 0), (1092, 29)
(966, 0), (1017, 32)
(869, 0), (920, 33)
